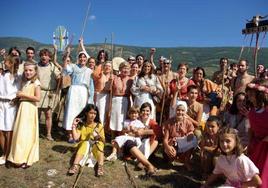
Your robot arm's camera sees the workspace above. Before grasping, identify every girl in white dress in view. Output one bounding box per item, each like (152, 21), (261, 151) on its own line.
(106, 106), (145, 161)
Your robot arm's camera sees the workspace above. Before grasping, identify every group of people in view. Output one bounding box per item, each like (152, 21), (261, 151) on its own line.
(0, 41), (267, 187)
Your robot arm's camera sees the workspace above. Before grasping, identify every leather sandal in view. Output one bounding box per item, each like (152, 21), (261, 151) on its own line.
(97, 164), (104, 176)
(68, 164), (80, 175)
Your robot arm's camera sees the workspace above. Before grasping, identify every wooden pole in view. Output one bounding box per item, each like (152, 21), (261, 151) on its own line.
(254, 32), (259, 77)
(159, 73), (168, 126)
(80, 0), (91, 38)
(111, 33), (114, 60)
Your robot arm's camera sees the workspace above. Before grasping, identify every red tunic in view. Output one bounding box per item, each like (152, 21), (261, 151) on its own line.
(248, 107), (268, 188)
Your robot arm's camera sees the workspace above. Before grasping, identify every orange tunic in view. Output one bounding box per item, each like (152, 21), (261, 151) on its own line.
(92, 65), (112, 93)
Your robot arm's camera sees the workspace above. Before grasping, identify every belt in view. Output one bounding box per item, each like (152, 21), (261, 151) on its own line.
(0, 98), (12, 102)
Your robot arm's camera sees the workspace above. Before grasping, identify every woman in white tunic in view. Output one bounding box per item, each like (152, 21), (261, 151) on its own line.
(92, 61), (113, 126)
(63, 46), (92, 143)
(0, 56), (21, 165)
(131, 60), (163, 120)
(109, 62), (132, 133)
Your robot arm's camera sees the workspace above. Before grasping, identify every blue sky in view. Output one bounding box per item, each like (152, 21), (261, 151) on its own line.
(0, 0), (267, 47)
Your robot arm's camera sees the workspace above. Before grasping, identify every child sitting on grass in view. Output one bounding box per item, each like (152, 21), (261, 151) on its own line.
(67, 104), (105, 177)
(203, 127), (262, 187)
(200, 116), (221, 177)
(106, 106), (145, 161)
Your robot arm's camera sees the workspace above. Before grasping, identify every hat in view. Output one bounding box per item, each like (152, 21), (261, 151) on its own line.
(78, 50), (90, 60)
(176, 100), (188, 112)
(128, 56), (135, 61)
(112, 57), (126, 71)
(159, 56), (166, 61)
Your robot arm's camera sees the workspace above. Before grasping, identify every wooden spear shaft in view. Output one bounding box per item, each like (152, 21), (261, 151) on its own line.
(159, 74), (168, 127)
(254, 32), (259, 77)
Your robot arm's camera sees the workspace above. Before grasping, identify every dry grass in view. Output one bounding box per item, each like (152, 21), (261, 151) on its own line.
(0, 124), (205, 188)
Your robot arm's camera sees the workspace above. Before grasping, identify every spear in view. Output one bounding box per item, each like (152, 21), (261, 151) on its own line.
(77, 0), (91, 53)
(80, 0), (91, 39)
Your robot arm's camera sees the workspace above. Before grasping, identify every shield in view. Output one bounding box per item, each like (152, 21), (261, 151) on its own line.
(53, 26), (69, 52)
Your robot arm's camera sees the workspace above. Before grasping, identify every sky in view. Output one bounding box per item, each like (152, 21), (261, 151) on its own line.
(0, 0), (267, 47)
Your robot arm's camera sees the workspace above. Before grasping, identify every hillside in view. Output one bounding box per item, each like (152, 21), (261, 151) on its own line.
(0, 37), (267, 77)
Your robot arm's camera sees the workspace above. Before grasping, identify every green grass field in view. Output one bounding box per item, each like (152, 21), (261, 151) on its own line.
(0, 124), (207, 188)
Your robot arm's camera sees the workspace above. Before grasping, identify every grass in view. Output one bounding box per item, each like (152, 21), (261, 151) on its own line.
(0, 121), (206, 188)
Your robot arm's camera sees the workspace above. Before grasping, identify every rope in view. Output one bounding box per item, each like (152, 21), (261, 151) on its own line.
(238, 34), (248, 60)
(247, 34), (254, 54)
(259, 31), (267, 50)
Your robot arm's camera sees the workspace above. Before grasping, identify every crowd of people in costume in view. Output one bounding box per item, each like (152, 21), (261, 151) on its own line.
(0, 40), (267, 187)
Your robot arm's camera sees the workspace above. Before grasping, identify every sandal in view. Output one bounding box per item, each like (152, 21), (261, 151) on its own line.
(21, 163), (30, 169)
(97, 164), (104, 177)
(46, 135), (54, 141)
(68, 164), (80, 175)
(135, 162), (145, 171)
(146, 166), (157, 177)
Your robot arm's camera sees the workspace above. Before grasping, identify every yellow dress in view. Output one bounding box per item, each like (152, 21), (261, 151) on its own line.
(76, 123), (105, 160)
(8, 80), (40, 166)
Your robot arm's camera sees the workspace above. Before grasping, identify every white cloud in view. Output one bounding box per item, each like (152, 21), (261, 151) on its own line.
(89, 15), (96, 20)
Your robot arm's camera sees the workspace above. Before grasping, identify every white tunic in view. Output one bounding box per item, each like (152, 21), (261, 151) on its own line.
(0, 72), (21, 131)
(63, 64), (92, 130)
(109, 96), (129, 131)
(131, 75), (163, 120)
(114, 119), (145, 148)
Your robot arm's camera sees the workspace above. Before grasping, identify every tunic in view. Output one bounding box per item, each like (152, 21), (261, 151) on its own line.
(248, 108), (268, 188)
(92, 66), (112, 125)
(63, 64), (92, 130)
(37, 62), (61, 109)
(131, 74), (163, 120)
(114, 119), (145, 148)
(109, 75), (132, 131)
(75, 123), (105, 166)
(0, 72), (21, 131)
(8, 79), (40, 166)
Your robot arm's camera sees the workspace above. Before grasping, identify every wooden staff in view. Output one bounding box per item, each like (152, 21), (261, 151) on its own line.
(104, 75), (114, 134)
(159, 73), (168, 127)
(56, 92), (65, 122)
(253, 32), (260, 77)
(219, 63), (228, 112)
(104, 34), (114, 135)
(76, 0), (91, 54)
(80, 0), (91, 39)
(111, 33), (114, 60)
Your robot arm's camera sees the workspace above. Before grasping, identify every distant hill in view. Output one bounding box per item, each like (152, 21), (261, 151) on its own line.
(0, 37), (267, 77)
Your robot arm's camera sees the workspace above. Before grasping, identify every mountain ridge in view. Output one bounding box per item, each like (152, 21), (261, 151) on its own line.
(0, 37), (267, 77)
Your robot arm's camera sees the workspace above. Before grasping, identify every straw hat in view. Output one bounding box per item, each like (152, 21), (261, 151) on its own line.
(112, 57), (126, 71)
